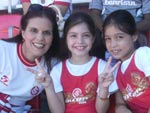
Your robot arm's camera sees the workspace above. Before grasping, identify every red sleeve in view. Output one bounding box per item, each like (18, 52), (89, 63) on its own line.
(54, 1), (70, 6)
(21, 0), (30, 3)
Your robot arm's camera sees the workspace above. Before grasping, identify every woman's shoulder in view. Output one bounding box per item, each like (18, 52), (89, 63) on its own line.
(0, 41), (17, 62)
(0, 40), (15, 45)
(51, 60), (63, 70)
(0, 40), (16, 49)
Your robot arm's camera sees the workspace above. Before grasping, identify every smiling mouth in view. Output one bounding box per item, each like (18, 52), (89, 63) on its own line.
(33, 43), (44, 49)
(110, 50), (120, 56)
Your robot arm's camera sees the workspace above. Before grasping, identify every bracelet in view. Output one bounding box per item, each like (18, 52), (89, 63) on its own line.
(99, 97), (109, 101)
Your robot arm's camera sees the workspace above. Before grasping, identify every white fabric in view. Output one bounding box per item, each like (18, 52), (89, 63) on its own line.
(120, 46), (150, 77)
(89, 0), (150, 22)
(30, 0), (72, 19)
(50, 57), (118, 94)
(30, 0), (70, 6)
(0, 0), (21, 10)
(0, 40), (44, 106)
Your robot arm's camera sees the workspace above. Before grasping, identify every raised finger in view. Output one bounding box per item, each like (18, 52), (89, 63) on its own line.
(35, 58), (44, 72)
(26, 68), (38, 75)
(104, 56), (112, 72)
(110, 60), (121, 73)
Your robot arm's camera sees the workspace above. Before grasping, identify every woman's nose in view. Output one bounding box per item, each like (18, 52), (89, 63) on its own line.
(37, 33), (44, 40)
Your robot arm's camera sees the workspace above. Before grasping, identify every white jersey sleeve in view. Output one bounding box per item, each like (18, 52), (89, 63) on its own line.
(0, 0), (21, 10)
(135, 46), (150, 77)
(50, 62), (63, 93)
(55, 0), (71, 4)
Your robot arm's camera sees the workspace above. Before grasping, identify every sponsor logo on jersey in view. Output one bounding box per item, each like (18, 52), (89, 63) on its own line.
(0, 73), (9, 86)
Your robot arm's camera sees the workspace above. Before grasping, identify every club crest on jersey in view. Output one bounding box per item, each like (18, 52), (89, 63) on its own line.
(31, 86), (40, 95)
(0, 72), (9, 86)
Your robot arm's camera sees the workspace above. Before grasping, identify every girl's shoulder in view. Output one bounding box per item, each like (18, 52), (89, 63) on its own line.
(135, 46), (150, 57)
(134, 46), (150, 75)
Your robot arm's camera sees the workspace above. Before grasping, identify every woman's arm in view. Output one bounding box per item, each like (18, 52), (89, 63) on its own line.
(27, 59), (65, 113)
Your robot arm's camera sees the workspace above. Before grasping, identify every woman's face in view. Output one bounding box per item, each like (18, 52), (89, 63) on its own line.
(22, 17), (53, 62)
(104, 25), (137, 61)
(66, 23), (95, 58)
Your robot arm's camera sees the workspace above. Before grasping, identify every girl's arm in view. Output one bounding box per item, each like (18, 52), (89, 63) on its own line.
(45, 83), (65, 113)
(96, 57), (121, 113)
(147, 76), (150, 113)
(96, 87), (110, 113)
(115, 91), (132, 113)
(37, 71), (65, 113)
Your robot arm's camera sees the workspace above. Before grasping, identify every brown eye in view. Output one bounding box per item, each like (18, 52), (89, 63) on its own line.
(43, 31), (51, 36)
(104, 37), (110, 41)
(30, 28), (38, 33)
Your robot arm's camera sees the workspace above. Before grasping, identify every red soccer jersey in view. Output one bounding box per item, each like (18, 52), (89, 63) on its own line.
(117, 55), (150, 113)
(61, 59), (99, 113)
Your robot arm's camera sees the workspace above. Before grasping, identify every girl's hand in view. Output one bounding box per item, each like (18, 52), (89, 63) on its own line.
(99, 57), (121, 89)
(27, 58), (53, 88)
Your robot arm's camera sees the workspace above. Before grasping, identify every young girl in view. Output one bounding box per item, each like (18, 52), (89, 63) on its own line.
(48, 12), (120, 113)
(103, 10), (150, 113)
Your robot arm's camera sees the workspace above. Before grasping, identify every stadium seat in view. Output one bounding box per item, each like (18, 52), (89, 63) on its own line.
(0, 14), (21, 39)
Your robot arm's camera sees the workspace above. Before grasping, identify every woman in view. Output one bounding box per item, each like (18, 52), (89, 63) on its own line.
(0, 4), (61, 112)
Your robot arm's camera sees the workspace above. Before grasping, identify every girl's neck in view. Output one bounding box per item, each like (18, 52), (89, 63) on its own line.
(69, 56), (92, 65)
(121, 47), (136, 61)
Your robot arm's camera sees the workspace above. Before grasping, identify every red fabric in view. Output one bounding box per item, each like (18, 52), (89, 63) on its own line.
(54, 1), (70, 6)
(107, 94), (115, 113)
(21, 0), (70, 6)
(117, 55), (150, 113)
(0, 14), (21, 39)
(27, 95), (40, 113)
(21, 0), (30, 3)
(145, 32), (150, 47)
(0, 93), (15, 113)
(0, 93), (40, 113)
(0, 93), (9, 103)
(61, 59), (99, 113)
(0, 104), (13, 113)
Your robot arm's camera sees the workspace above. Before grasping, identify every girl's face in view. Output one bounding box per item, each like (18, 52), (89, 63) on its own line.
(104, 25), (137, 61)
(66, 23), (95, 58)
(22, 17), (53, 62)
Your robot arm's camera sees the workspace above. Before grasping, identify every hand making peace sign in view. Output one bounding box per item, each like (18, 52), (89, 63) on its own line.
(99, 57), (121, 89)
(27, 58), (53, 89)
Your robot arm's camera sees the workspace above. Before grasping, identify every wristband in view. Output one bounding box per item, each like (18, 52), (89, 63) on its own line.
(99, 97), (109, 101)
